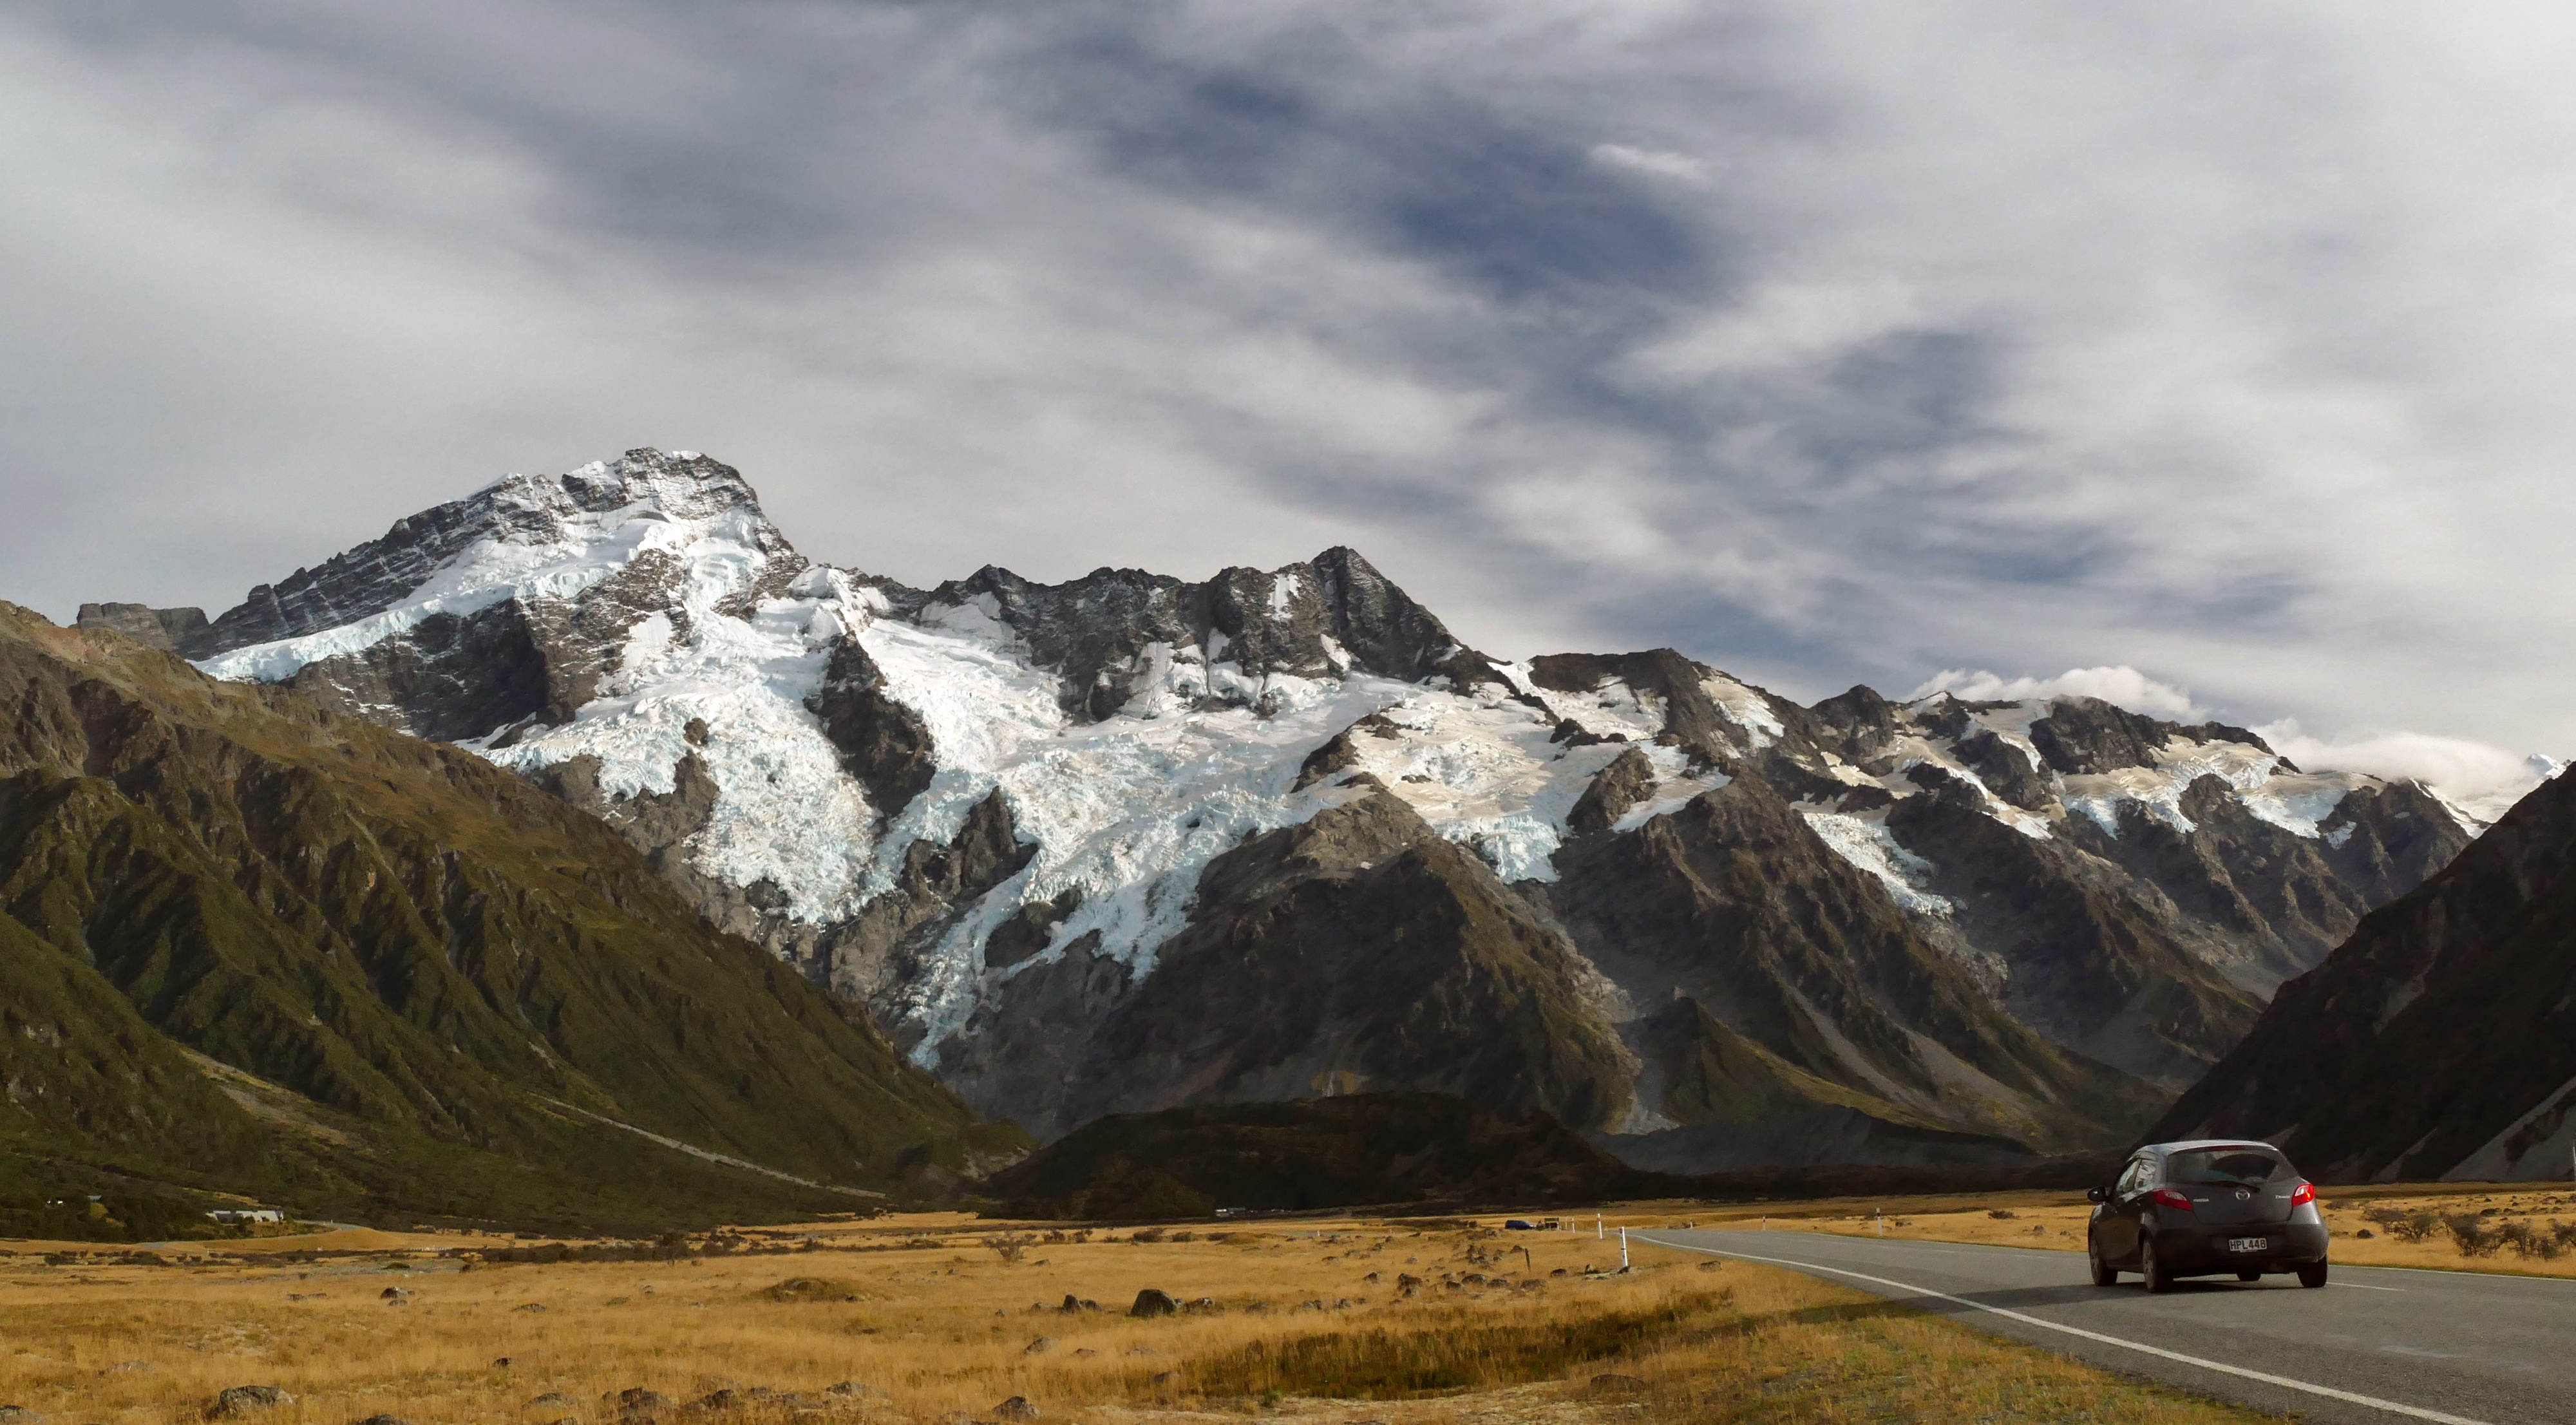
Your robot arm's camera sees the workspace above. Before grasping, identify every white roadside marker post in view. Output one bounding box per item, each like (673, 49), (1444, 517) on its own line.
(1877, 1208), (1884, 1238)
(1596, 1212), (1604, 1240)
(1620, 1227), (1629, 1272)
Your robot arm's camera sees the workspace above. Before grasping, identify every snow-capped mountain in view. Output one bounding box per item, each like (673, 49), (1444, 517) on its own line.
(114, 449), (2474, 1167)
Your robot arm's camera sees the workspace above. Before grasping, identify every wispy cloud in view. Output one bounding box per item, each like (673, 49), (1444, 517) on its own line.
(2254, 721), (2564, 824)
(0, 1), (2569, 769)
(1911, 666), (2201, 719)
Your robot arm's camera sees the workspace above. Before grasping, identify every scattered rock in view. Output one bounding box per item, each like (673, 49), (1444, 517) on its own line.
(607, 1296), (632, 1305)
(691, 1390), (739, 1411)
(527, 1395), (571, 1408)
(2357, 1229), (2377, 1240)
(0, 1410), (39, 1425)
(1589, 1374), (1648, 1395)
(1072, 1349), (1097, 1358)
(1059, 1294), (1082, 1312)
(352, 1415), (410, 1425)
(1549, 1268), (1568, 1278)
(993, 1398), (1038, 1420)
(823, 1383), (887, 1401)
(1184, 1297), (1219, 1314)
(1024, 1337), (1055, 1355)
(1129, 1288), (1178, 1318)
(493, 1359), (513, 1368)
(1361, 1271), (1380, 1283)
(207, 1386), (294, 1419)
(513, 1303), (548, 1313)
(612, 1388), (672, 1422)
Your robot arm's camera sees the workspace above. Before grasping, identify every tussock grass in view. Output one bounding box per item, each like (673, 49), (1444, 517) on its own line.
(1731, 1182), (2576, 1279)
(0, 1212), (2264, 1424)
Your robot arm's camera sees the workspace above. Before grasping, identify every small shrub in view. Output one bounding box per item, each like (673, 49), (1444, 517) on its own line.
(2365, 1206), (2440, 1243)
(987, 1234), (1034, 1265)
(1986, 1209), (2016, 1220)
(2443, 1214), (2503, 1258)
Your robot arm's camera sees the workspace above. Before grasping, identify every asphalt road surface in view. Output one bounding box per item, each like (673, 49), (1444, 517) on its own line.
(1634, 1227), (2575, 1424)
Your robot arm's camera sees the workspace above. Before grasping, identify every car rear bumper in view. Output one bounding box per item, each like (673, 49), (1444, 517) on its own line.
(2154, 1221), (2329, 1274)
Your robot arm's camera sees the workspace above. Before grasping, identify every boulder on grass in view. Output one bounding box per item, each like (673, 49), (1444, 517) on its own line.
(207, 1386), (294, 1419)
(1129, 1288), (1178, 1318)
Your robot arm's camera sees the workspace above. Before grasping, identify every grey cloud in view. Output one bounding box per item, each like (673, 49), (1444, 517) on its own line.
(0, 1), (2568, 771)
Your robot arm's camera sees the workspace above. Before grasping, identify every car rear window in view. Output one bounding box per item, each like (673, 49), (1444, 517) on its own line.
(2166, 1147), (2291, 1186)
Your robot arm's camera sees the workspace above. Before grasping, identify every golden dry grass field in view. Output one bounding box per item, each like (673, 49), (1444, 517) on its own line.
(1660, 1181), (2576, 1280)
(0, 1211), (2270, 1425)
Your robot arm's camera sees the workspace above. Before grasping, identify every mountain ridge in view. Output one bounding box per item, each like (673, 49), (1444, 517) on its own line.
(80, 448), (2479, 1171)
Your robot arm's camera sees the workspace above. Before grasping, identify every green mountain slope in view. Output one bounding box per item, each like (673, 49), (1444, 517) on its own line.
(0, 603), (1017, 1229)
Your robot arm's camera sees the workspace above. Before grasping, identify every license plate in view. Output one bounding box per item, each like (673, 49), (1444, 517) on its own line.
(2228, 1237), (2269, 1253)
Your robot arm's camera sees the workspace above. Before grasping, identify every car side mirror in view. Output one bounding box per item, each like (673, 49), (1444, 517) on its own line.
(2086, 1186), (2108, 1203)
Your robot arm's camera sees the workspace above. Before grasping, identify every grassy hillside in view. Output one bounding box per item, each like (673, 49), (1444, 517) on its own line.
(0, 603), (1021, 1231)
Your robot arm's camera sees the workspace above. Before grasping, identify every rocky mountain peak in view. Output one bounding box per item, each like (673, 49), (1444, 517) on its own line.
(901, 545), (1486, 722)
(182, 448), (796, 666)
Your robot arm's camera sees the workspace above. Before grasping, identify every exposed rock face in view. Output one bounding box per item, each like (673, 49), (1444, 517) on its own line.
(73, 603), (206, 651)
(807, 638), (938, 822)
(933, 784), (1636, 1139)
(897, 545), (1486, 722)
(1549, 775), (2163, 1154)
(2148, 769), (2576, 1182)
(132, 448), (2487, 1171)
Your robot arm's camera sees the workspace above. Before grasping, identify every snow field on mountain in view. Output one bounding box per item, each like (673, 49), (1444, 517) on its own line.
(856, 615), (1757, 1051)
(1796, 807), (1955, 916)
(1330, 690), (1642, 881)
(197, 464), (779, 684)
(2058, 738), (2368, 840)
(1496, 662), (1667, 741)
(480, 560), (880, 923)
(1701, 672), (1786, 748)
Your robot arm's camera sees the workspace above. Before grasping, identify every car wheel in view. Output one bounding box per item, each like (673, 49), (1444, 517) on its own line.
(2088, 1234), (2118, 1287)
(2236, 1270), (2260, 1283)
(2298, 1260), (2329, 1289)
(2142, 1236), (2174, 1294)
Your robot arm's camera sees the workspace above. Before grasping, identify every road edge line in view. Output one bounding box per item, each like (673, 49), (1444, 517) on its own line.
(1634, 1234), (2488, 1425)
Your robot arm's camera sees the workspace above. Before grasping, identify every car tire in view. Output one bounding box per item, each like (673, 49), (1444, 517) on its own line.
(2088, 1235), (2118, 1287)
(2142, 1236), (2174, 1294)
(2298, 1260), (2329, 1289)
(2237, 1270), (2261, 1282)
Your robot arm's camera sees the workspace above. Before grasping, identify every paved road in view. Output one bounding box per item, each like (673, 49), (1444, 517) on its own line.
(1634, 1228), (2575, 1424)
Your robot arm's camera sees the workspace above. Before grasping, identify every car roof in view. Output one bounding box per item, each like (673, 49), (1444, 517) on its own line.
(2136, 1139), (2283, 1155)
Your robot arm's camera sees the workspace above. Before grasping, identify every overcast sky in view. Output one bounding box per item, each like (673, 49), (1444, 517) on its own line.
(6, 3), (2570, 805)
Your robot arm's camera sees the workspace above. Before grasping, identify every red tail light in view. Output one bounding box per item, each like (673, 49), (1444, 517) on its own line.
(2291, 1181), (2316, 1207)
(2150, 1187), (2195, 1211)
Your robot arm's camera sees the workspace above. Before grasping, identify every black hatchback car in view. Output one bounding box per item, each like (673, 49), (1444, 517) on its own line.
(2087, 1140), (2329, 1292)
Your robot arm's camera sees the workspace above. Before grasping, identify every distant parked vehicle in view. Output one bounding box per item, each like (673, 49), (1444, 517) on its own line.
(2087, 1140), (2329, 1292)
(1503, 1219), (1536, 1231)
